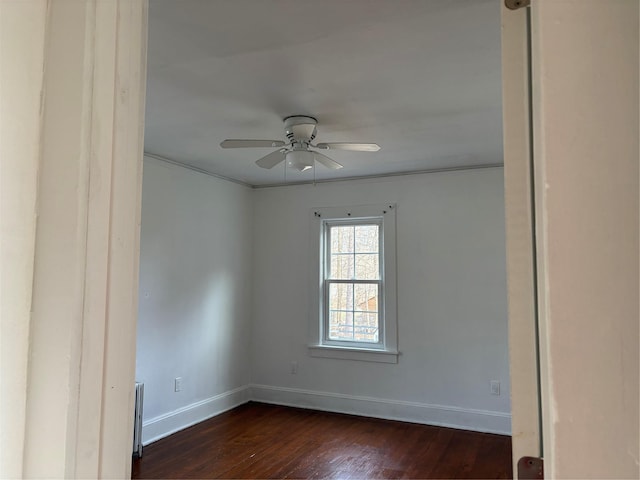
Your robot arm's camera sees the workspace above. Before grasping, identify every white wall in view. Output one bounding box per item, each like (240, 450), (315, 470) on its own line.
(531, 1), (639, 477)
(251, 167), (511, 433)
(136, 158), (253, 444)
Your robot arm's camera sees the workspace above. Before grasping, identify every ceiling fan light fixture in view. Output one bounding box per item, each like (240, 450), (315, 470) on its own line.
(286, 150), (314, 172)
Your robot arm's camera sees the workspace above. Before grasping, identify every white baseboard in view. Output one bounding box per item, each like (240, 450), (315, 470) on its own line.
(250, 384), (511, 435)
(142, 385), (251, 445)
(141, 383), (511, 446)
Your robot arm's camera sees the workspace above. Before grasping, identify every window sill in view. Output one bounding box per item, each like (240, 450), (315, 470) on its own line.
(308, 345), (399, 364)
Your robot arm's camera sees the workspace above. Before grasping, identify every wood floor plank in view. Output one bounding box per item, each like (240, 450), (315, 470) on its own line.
(132, 402), (512, 479)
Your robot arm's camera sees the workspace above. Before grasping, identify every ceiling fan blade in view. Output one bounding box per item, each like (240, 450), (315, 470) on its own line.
(315, 142), (380, 152)
(220, 139), (285, 149)
(313, 152), (343, 170)
(256, 149), (286, 169)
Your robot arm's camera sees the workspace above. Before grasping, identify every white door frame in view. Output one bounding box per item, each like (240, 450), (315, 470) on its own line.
(501, 3), (542, 475)
(502, 1), (639, 478)
(1, 1), (148, 477)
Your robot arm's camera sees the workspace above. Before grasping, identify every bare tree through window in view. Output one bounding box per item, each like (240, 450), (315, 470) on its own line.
(327, 224), (380, 342)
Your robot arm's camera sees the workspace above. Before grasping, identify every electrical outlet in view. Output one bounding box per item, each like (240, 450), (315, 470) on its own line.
(174, 377), (182, 392)
(490, 380), (500, 396)
(290, 361), (298, 375)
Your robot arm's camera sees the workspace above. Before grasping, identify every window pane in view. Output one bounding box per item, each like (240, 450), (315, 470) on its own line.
(355, 225), (379, 253)
(330, 226), (354, 254)
(354, 311), (379, 343)
(324, 220), (384, 346)
(329, 283), (353, 311)
(329, 311), (354, 341)
(355, 254), (379, 280)
(354, 283), (378, 312)
(330, 254), (354, 279)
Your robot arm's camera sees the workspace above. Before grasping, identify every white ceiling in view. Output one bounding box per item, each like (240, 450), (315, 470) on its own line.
(145, 0), (503, 186)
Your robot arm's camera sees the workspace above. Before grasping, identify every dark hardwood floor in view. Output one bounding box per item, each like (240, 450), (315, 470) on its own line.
(132, 402), (512, 479)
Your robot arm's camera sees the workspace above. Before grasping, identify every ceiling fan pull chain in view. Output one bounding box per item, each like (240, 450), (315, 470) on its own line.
(283, 154), (287, 184)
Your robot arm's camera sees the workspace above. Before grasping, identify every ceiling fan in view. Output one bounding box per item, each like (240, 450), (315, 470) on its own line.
(220, 116), (380, 172)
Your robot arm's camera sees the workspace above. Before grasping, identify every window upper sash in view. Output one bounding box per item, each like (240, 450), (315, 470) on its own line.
(324, 219), (383, 282)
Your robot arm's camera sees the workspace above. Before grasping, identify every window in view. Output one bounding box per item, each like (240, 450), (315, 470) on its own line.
(309, 205), (398, 363)
(324, 221), (382, 345)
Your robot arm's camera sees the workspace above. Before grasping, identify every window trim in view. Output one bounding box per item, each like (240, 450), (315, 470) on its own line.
(308, 204), (398, 363)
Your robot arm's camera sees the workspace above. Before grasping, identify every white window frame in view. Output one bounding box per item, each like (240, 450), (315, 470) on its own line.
(308, 204), (398, 363)
(322, 217), (384, 348)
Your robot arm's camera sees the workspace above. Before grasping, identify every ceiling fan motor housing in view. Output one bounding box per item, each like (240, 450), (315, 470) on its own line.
(284, 115), (317, 144)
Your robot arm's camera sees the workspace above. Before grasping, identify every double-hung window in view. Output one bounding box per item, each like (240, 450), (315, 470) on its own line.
(309, 205), (398, 363)
(324, 220), (382, 345)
